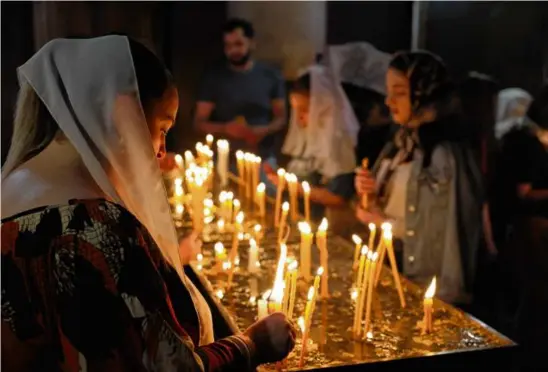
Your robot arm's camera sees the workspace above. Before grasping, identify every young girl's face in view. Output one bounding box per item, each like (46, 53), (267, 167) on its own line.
(385, 68), (412, 125)
(290, 92), (310, 128)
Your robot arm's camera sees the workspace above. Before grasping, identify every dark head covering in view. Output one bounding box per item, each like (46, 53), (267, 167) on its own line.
(389, 51), (452, 113)
(526, 84), (548, 129)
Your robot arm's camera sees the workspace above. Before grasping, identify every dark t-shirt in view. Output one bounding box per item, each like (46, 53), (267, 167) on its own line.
(198, 61), (286, 157)
(501, 128), (548, 219)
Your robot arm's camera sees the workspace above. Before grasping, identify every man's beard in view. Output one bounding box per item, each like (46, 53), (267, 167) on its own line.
(228, 52), (251, 67)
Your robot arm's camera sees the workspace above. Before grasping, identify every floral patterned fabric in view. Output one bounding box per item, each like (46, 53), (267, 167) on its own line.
(1, 199), (253, 371)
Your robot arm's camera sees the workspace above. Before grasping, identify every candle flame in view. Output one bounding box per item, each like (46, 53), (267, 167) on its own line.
(215, 289), (224, 299)
(317, 267), (324, 276)
(318, 218), (328, 232)
(368, 223), (376, 231)
(195, 142), (203, 151)
(351, 288), (359, 301)
(175, 204), (184, 215)
(197, 253), (203, 262)
(352, 234), (362, 245)
(244, 152), (253, 161)
(254, 156), (262, 164)
(383, 228), (393, 240)
(425, 277), (436, 299)
(214, 242), (225, 255)
(254, 224), (262, 233)
(370, 251), (379, 261)
(288, 260), (299, 271)
(257, 183), (265, 193)
(262, 289), (272, 301)
(360, 245), (369, 256)
(277, 168), (286, 177)
(174, 154), (183, 165)
(271, 244), (288, 303)
(219, 191), (227, 202)
(255, 261), (261, 268)
(236, 211), (244, 224)
(249, 296), (256, 305)
(381, 222), (392, 231)
(217, 139), (229, 149)
(302, 181), (310, 193)
(366, 331), (373, 340)
(249, 238), (257, 248)
(222, 261), (231, 270)
(184, 150), (194, 161)
(226, 192), (234, 200)
(282, 202), (290, 212)
(234, 256), (240, 266)
(236, 150), (244, 160)
(174, 177), (183, 187)
(204, 199), (214, 208)
(233, 199), (241, 208)
(206, 134), (214, 143)
(238, 232), (245, 240)
(298, 221), (311, 234)
(307, 286), (315, 301)
(175, 185), (184, 197)
(298, 316), (306, 333)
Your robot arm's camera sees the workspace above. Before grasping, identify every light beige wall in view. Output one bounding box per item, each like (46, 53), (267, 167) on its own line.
(228, 1), (326, 80)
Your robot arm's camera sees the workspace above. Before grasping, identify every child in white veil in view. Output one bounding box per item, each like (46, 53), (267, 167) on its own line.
(1, 35), (295, 371)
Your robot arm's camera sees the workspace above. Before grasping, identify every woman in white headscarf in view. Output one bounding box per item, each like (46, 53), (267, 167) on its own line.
(495, 88), (533, 140)
(1, 35), (295, 371)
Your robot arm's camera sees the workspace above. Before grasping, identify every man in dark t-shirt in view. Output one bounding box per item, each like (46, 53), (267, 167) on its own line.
(194, 18), (286, 161)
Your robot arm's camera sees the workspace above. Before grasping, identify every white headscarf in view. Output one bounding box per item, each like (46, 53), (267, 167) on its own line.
(324, 41), (391, 95)
(495, 88), (533, 139)
(282, 65), (359, 179)
(3, 35), (184, 278)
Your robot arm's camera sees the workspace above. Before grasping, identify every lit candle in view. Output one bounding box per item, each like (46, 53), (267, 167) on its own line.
(217, 218), (225, 233)
(274, 169), (286, 227)
(352, 235), (362, 270)
(270, 243), (288, 313)
(232, 198), (241, 224)
(278, 202), (290, 245)
(363, 251), (378, 335)
(287, 261), (299, 319)
(253, 155), (262, 196)
(214, 242), (227, 269)
(374, 224), (389, 287)
(353, 250), (372, 338)
(302, 181), (311, 223)
(244, 153), (254, 201)
(253, 224), (263, 247)
(257, 290), (270, 319)
(215, 289), (224, 300)
(361, 158), (369, 209)
(216, 139), (229, 187)
(368, 223), (376, 255)
(175, 154), (184, 170)
(184, 150), (195, 167)
(236, 150), (245, 196)
(423, 277), (436, 333)
(286, 173), (299, 222)
(383, 228), (406, 308)
(248, 238), (259, 274)
(316, 218), (329, 299)
(256, 182), (266, 218)
(355, 246), (369, 290)
(206, 134), (214, 148)
(299, 221), (313, 281)
(175, 203), (184, 219)
(196, 253), (203, 271)
(300, 284), (318, 368)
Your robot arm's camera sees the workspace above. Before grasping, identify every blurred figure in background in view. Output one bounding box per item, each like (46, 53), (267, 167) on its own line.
(495, 88), (533, 140)
(194, 18), (286, 162)
(355, 51), (483, 304)
(499, 86), (548, 371)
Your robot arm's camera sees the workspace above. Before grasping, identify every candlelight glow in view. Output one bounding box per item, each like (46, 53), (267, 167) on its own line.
(195, 142), (204, 152)
(383, 229), (393, 240)
(352, 234), (362, 245)
(302, 181), (310, 193)
(174, 177), (183, 187)
(249, 238), (257, 248)
(244, 152), (253, 162)
(236, 211), (244, 224)
(257, 183), (265, 193)
(282, 202), (290, 212)
(175, 204), (184, 215)
(197, 254), (203, 262)
(271, 244), (288, 303)
(254, 224), (262, 233)
(217, 139), (229, 150)
(288, 260), (299, 271)
(249, 296), (257, 305)
(425, 277), (436, 299)
(215, 290), (224, 299)
(255, 261), (261, 268)
(318, 218), (328, 232)
(366, 331), (373, 340)
(217, 219), (225, 230)
(236, 150), (244, 160)
(368, 223), (376, 231)
(307, 286), (315, 301)
(262, 290), (272, 301)
(371, 251), (379, 262)
(204, 198), (214, 208)
(298, 221), (311, 234)
(226, 191), (234, 200)
(277, 168), (286, 177)
(298, 316), (306, 333)
(234, 256), (240, 266)
(222, 261), (231, 271)
(184, 150), (194, 162)
(381, 222), (392, 231)
(361, 245), (369, 256)
(175, 154), (183, 166)
(254, 155), (262, 164)
(206, 134), (214, 144)
(238, 232), (245, 240)
(175, 185), (184, 197)
(219, 191), (227, 203)
(317, 267), (324, 276)
(214, 242), (225, 255)
(351, 288), (359, 301)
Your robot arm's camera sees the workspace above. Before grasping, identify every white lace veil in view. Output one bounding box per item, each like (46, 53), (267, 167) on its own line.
(282, 65), (359, 179)
(495, 88), (533, 139)
(15, 36), (184, 278)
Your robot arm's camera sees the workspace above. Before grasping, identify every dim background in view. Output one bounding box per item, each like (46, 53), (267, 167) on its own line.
(2, 1), (547, 163)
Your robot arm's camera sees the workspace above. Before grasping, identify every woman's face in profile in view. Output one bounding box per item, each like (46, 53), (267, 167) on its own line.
(290, 92), (310, 128)
(385, 68), (412, 125)
(144, 86), (179, 159)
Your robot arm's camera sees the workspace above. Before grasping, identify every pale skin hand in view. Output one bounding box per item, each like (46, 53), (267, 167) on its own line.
(244, 312), (297, 364)
(355, 205), (386, 226)
(194, 102), (254, 140)
(354, 168), (377, 196)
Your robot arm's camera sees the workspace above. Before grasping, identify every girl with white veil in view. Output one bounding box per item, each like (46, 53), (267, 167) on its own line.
(1, 35), (295, 371)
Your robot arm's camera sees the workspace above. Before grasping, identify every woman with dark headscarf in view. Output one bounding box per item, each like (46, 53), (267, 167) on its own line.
(354, 51), (483, 304)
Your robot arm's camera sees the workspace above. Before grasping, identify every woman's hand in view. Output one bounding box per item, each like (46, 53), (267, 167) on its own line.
(354, 168), (376, 195)
(244, 312), (297, 364)
(179, 231), (202, 266)
(355, 206), (385, 226)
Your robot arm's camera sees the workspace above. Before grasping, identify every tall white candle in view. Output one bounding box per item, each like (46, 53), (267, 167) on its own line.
(216, 139), (229, 187)
(248, 238), (259, 274)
